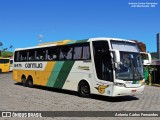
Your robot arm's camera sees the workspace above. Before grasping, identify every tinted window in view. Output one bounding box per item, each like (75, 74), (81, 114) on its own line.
(35, 48), (46, 61)
(46, 47), (59, 60)
(0, 59), (9, 64)
(59, 45), (73, 60)
(73, 43), (91, 60)
(14, 42), (91, 62)
(19, 50), (28, 61)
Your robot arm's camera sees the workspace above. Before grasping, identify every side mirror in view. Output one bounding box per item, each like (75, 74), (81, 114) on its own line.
(110, 49), (121, 63)
(140, 52), (152, 65)
(148, 53), (152, 64)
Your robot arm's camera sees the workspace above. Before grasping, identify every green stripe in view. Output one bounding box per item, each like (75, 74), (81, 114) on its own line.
(53, 61), (75, 88)
(46, 61), (64, 87)
(67, 39), (88, 45)
(75, 39), (88, 43)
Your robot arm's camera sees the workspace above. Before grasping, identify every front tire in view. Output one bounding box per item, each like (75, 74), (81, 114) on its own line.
(78, 82), (90, 98)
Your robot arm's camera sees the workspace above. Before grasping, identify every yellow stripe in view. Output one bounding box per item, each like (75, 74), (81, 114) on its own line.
(39, 40), (73, 46)
(13, 62), (56, 86)
(39, 61), (56, 86)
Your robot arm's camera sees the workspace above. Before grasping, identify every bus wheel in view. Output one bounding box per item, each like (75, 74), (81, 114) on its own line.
(27, 78), (33, 88)
(21, 76), (26, 86)
(78, 82), (90, 98)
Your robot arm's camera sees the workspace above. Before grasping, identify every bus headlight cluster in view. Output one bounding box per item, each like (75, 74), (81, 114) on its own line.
(114, 82), (126, 87)
(141, 81), (146, 86)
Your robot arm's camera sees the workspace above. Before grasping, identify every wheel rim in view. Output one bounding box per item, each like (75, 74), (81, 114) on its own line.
(28, 80), (33, 87)
(81, 85), (89, 95)
(22, 78), (26, 85)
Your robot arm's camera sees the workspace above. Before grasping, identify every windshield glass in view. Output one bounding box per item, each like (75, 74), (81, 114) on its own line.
(0, 59), (9, 64)
(111, 40), (139, 52)
(115, 52), (144, 81)
(111, 40), (144, 81)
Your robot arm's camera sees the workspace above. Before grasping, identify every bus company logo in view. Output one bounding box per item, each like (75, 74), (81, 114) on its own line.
(2, 112), (11, 117)
(95, 85), (109, 94)
(78, 66), (90, 70)
(25, 63), (43, 68)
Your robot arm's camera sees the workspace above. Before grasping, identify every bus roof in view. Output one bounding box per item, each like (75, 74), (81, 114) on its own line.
(0, 57), (10, 60)
(14, 37), (135, 51)
(88, 37), (135, 43)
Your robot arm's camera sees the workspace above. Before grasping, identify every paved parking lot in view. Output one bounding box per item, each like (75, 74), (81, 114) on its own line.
(0, 72), (160, 120)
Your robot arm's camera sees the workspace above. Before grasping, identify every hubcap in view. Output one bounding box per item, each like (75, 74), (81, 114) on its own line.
(81, 86), (89, 94)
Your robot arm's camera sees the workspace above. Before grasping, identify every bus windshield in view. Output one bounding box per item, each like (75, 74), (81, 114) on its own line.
(111, 40), (144, 81)
(115, 52), (144, 81)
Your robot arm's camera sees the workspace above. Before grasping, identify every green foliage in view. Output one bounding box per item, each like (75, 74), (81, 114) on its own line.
(0, 51), (13, 58)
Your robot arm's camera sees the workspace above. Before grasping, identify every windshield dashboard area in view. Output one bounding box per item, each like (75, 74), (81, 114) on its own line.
(110, 40), (144, 81)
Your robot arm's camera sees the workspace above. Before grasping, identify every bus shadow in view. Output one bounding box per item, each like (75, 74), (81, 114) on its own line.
(0, 72), (12, 74)
(15, 83), (139, 102)
(90, 94), (139, 102)
(15, 82), (78, 96)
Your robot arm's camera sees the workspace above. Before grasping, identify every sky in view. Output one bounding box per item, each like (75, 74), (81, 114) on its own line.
(0, 0), (160, 52)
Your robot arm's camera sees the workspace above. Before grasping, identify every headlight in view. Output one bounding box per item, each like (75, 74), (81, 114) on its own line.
(114, 82), (126, 87)
(141, 81), (146, 86)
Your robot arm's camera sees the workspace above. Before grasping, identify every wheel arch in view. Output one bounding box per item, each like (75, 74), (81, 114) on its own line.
(27, 75), (33, 82)
(21, 74), (26, 79)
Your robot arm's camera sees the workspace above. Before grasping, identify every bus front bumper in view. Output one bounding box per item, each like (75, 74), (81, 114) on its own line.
(112, 85), (145, 97)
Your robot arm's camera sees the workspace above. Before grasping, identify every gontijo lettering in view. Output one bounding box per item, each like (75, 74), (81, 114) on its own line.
(25, 63), (43, 68)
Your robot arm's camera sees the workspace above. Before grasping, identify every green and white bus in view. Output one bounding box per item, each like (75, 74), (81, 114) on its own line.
(13, 38), (150, 97)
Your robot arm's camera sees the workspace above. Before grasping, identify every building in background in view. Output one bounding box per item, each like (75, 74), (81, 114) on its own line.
(157, 33), (160, 59)
(150, 33), (160, 84)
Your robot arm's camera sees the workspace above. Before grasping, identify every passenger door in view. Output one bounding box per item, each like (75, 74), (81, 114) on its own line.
(92, 41), (113, 82)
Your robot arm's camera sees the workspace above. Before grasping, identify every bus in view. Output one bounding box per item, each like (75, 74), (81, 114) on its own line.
(9, 58), (13, 71)
(0, 58), (10, 72)
(13, 38), (151, 97)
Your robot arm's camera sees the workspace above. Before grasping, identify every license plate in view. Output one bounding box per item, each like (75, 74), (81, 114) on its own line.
(131, 90), (136, 96)
(132, 90), (136, 93)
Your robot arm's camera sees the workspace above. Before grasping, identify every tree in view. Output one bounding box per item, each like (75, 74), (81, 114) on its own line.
(1, 51), (13, 58)
(133, 40), (146, 52)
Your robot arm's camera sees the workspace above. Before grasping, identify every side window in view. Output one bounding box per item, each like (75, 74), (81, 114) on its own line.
(35, 48), (46, 61)
(60, 45), (73, 60)
(73, 46), (83, 59)
(14, 51), (20, 62)
(47, 47), (59, 60)
(73, 43), (91, 60)
(82, 45), (90, 60)
(28, 50), (35, 61)
(20, 50), (27, 61)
